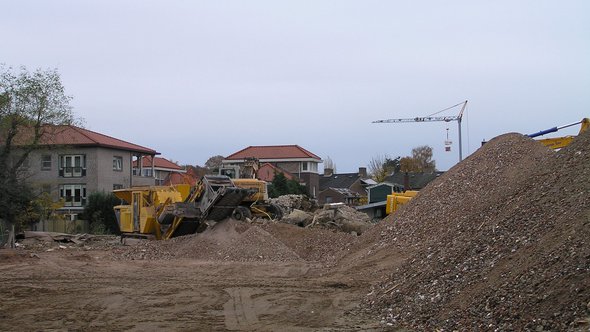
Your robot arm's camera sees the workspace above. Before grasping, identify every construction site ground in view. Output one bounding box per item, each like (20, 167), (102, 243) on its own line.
(1, 129), (590, 331)
(0, 227), (385, 332)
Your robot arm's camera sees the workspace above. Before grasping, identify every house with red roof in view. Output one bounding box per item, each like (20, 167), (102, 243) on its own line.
(222, 145), (322, 197)
(22, 125), (159, 219)
(132, 156), (186, 185)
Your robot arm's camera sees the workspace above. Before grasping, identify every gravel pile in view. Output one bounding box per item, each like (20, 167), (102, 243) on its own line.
(117, 220), (301, 262)
(117, 219), (360, 264)
(260, 222), (359, 265)
(356, 131), (590, 331)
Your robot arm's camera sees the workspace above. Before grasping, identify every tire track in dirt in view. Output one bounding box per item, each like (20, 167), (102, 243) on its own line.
(223, 287), (260, 330)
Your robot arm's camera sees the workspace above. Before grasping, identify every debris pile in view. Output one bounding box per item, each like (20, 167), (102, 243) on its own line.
(280, 203), (371, 235)
(16, 231), (119, 251)
(259, 222), (359, 265)
(355, 131), (590, 331)
(116, 219), (359, 264)
(270, 194), (318, 215)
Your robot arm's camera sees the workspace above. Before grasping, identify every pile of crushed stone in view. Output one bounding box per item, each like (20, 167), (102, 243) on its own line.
(353, 131), (590, 331)
(116, 219), (359, 265)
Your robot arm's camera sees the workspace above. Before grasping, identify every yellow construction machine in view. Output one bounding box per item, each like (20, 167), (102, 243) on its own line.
(113, 175), (254, 240)
(220, 157), (283, 220)
(231, 178), (283, 220)
(527, 118), (589, 149)
(385, 190), (419, 215)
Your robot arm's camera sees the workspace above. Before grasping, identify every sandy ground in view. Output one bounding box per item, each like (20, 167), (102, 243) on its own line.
(0, 247), (389, 331)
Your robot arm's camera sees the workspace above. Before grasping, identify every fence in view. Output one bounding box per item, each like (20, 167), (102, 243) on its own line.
(31, 219), (90, 234)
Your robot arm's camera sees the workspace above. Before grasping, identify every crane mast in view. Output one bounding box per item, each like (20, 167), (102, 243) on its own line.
(373, 100), (468, 161)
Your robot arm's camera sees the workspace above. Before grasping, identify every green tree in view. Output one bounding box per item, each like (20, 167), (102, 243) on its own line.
(368, 155), (401, 182)
(268, 172), (307, 198)
(0, 65), (76, 231)
(384, 156), (401, 174)
(80, 192), (120, 234)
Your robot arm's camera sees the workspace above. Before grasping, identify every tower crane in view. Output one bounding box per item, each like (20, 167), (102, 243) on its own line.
(373, 100), (468, 162)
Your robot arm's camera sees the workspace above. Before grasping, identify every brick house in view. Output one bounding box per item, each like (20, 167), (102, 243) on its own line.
(133, 156), (186, 186)
(222, 145), (322, 198)
(21, 125), (158, 219)
(318, 167), (376, 205)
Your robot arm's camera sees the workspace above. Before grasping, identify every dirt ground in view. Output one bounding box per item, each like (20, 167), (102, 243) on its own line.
(0, 238), (390, 332)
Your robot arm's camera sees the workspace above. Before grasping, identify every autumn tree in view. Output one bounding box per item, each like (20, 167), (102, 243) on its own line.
(400, 145), (436, 173)
(0, 65), (76, 241)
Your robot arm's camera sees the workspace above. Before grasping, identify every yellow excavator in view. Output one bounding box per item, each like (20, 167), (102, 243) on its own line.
(220, 157), (283, 220)
(113, 175), (254, 240)
(527, 118), (589, 149)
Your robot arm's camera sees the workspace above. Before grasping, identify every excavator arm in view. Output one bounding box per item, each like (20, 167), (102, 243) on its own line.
(527, 118), (589, 149)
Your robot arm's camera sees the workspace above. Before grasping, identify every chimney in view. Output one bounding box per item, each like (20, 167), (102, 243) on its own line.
(358, 167), (367, 178)
(403, 172), (410, 191)
(324, 168), (333, 177)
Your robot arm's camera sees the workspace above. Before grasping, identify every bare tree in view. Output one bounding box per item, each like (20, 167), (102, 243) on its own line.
(368, 154), (389, 183)
(323, 156), (337, 173)
(204, 155), (224, 173)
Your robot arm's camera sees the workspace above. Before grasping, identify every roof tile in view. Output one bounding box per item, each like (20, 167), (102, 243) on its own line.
(226, 145), (321, 160)
(133, 156), (182, 170)
(34, 125), (157, 155)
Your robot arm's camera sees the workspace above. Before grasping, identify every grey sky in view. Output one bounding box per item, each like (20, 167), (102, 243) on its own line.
(3, 1), (589, 172)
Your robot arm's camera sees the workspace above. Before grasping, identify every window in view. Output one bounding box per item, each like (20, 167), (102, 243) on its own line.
(59, 184), (87, 207)
(133, 167), (154, 177)
(59, 154), (86, 177)
(301, 162), (318, 173)
(41, 155), (52, 170)
(113, 156), (123, 171)
(113, 184), (123, 190)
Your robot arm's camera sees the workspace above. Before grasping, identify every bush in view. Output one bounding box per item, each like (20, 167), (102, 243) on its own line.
(80, 192), (120, 235)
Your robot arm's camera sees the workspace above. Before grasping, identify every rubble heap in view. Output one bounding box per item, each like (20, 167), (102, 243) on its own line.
(270, 194), (318, 215)
(356, 131), (590, 331)
(280, 204), (372, 235)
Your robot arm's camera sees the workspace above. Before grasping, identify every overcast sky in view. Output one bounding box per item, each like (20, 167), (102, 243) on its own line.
(3, 1), (589, 172)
